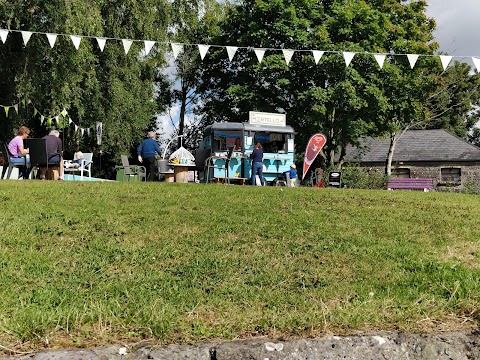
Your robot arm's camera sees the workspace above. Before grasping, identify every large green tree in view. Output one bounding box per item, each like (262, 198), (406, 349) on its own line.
(197, 0), (439, 171)
(0, 0), (171, 178)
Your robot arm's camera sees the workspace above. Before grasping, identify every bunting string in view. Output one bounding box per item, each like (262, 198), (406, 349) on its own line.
(0, 28), (479, 71)
(0, 98), (93, 137)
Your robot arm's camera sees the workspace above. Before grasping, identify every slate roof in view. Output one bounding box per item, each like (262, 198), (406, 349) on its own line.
(343, 129), (480, 163)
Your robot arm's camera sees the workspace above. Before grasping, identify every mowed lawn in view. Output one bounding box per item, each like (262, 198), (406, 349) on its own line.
(0, 181), (479, 352)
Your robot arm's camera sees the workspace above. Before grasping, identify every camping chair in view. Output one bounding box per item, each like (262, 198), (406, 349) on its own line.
(63, 153), (93, 180)
(120, 155), (146, 181)
(27, 138), (61, 179)
(1, 141), (29, 179)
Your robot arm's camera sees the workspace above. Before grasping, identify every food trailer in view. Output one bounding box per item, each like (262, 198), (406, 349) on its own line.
(195, 112), (296, 185)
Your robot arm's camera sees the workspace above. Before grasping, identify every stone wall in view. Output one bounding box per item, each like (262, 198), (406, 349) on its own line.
(362, 162), (480, 192)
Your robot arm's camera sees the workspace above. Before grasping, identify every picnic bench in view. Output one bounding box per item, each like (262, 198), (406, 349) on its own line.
(387, 177), (433, 192)
(211, 176), (247, 185)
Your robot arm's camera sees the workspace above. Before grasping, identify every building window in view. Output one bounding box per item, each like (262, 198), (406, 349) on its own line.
(441, 168), (461, 184)
(391, 168), (410, 178)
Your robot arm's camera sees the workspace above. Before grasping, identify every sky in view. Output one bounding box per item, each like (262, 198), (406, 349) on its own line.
(426, 0), (480, 60)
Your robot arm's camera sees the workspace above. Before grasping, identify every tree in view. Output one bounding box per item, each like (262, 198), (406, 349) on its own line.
(197, 0), (439, 174)
(0, 0), (172, 178)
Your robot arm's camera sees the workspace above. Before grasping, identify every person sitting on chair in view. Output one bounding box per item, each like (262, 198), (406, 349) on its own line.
(40, 129), (63, 180)
(137, 131), (162, 181)
(7, 126), (31, 179)
(65, 151), (84, 169)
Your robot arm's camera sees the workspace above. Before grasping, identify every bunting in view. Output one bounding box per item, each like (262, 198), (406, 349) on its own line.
(254, 48), (265, 63)
(0, 27), (478, 73)
(198, 44), (210, 60)
(282, 49), (295, 65)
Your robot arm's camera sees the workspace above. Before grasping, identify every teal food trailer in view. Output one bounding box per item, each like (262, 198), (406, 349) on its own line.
(195, 120), (296, 185)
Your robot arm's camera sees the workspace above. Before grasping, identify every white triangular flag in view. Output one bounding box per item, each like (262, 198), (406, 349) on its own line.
(343, 52), (355, 67)
(171, 43), (183, 59)
(70, 35), (81, 50)
(14, 104), (18, 114)
(282, 49), (295, 65)
(54, 116), (59, 124)
(254, 48), (265, 63)
(21, 31), (32, 46)
(0, 29), (8, 43)
(69, 117), (73, 125)
(46, 33), (57, 48)
(61, 108), (67, 117)
(96, 37), (107, 52)
(40, 115), (45, 124)
(122, 39), (133, 54)
(312, 50), (324, 64)
(74, 124), (78, 131)
(473, 57), (480, 72)
(440, 55), (452, 71)
(144, 40), (155, 55)
(198, 44), (210, 60)
(87, 128), (91, 136)
(374, 54), (386, 69)
(226, 46), (238, 62)
(407, 54), (419, 69)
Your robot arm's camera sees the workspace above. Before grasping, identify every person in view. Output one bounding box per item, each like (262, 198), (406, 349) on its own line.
(284, 164), (298, 187)
(64, 151), (84, 169)
(40, 129), (63, 180)
(137, 131), (162, 181)
(7, 126), (31, 179)
(250, 141), (264, 186)
(233, 137), (242, 151)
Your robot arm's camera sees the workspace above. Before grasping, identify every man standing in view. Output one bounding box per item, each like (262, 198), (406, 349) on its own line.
(40, 129), (63, 180)
(137, 131), (162, 181)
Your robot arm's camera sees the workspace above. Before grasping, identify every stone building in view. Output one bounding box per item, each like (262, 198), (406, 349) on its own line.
(343, 129), (480, 191)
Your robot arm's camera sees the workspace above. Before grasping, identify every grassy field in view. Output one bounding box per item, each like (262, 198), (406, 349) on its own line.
(0, 181), (479, 353)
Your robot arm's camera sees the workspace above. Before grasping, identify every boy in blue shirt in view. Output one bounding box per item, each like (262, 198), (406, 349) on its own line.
(284, 164), (297, 187)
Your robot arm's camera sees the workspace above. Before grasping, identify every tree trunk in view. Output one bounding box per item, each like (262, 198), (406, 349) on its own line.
(385, 133), (398, 176)
(327, 108), (336, 168)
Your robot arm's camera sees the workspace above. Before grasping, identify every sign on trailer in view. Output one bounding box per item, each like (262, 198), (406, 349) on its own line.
(249, 111), (286, 127)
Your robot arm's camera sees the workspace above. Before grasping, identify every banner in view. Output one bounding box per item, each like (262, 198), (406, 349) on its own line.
(302, 133), (326, 180)
(96, 121), (102, 145)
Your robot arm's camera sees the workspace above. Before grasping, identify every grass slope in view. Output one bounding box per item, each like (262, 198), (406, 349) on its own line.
(0, 181), (479, 352)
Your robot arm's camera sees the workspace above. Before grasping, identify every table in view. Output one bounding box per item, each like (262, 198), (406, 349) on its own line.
(170, 163), (196, 183)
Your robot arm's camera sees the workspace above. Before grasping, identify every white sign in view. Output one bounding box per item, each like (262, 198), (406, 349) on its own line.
(249, 111), (286, 127)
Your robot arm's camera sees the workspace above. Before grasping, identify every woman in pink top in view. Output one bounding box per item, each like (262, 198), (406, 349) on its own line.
(7, 126), (31, 179)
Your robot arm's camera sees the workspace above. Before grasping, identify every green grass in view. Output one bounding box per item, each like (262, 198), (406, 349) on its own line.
(1, 181), (480, 351)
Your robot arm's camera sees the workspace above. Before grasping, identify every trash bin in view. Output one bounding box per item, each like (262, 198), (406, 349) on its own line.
(115, 167), (139, 182)
(158, 159), (170, 173)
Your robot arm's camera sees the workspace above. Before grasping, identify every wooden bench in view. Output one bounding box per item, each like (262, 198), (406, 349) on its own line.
(387, 178), (433, 192)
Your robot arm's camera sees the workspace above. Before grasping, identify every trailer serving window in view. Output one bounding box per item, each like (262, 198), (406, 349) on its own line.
(253, 132), (291, 153)
(212, 131), (243, 152)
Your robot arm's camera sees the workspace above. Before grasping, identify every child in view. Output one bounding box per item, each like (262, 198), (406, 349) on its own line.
(65, 151), (84, 168)
(284, 164), (297, 187)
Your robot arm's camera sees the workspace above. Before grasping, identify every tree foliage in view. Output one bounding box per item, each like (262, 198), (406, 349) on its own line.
(0, 0), (171, 178)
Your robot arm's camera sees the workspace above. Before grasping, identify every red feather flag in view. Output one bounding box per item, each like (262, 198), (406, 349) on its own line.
(302, 133), (326, 180)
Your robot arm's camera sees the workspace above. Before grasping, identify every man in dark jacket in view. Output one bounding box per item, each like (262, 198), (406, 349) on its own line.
(137, 131), (162, 181)
(40, 129), (63, 180)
